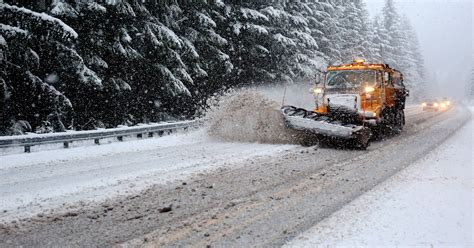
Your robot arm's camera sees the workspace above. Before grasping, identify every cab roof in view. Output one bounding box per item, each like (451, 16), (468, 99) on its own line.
(327, 60), (397, 73)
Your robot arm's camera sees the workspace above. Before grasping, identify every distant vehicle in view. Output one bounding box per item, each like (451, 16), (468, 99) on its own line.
(441, 97), (452, 107)
(422, 99), (447, 111)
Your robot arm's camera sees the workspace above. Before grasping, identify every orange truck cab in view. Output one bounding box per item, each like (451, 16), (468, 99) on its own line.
(311, 60), (408, 128)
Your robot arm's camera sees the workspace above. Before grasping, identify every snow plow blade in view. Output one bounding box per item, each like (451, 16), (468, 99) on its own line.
(281, 106), (372, 148)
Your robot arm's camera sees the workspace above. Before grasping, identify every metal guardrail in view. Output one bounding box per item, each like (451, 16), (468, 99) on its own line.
(0, 120), (197, 153)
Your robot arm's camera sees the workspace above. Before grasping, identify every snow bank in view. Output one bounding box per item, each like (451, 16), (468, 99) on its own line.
(204, 90), (297, 144)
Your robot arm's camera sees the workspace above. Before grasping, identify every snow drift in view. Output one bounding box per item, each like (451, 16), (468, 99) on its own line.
(205, 90), (298, 144)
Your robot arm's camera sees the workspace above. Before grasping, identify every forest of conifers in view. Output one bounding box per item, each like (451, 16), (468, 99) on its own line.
(0, 0), (426, 135)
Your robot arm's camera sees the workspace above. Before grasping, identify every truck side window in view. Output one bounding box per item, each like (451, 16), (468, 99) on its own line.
(394, 78), (402, 88)
(384, 72), (390, 85)
(377, 72), (382, 86)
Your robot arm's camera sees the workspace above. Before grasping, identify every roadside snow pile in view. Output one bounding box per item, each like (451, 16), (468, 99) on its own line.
(205, 90), (297, 144)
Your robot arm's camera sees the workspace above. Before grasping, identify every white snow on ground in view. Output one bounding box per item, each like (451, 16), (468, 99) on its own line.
(286, 108), (474, 247)
(0, 129), (296, 222)
(1, 129), (206, 169)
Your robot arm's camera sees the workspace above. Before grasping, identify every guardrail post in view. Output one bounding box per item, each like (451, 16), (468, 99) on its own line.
(117, 136), (123, 142)
(168, 129), (173, 135)
(158, 131), (164, 137)
(94, 139), (100, 145)
(137, 133), (143, 139)
(24, 146), (31, 153)
(63, 142), (69, 148)
(148, 132), (153, 138)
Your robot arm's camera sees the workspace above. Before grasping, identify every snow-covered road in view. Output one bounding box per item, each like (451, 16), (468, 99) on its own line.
(0, 105), (470, 247)
(0, 130), (296, 222)
(286, 108), (474, 247)
(0, 105), (424, 223)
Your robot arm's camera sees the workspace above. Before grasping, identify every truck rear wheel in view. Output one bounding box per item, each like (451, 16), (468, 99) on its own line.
(392, 109), (404, 134)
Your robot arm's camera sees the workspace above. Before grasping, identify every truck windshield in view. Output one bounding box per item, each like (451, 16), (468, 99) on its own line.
(326, 70), (377, 89)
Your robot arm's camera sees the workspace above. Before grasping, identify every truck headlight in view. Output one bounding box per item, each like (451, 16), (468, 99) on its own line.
(313, 88), (323, 94)
(364, 86), (375, 93)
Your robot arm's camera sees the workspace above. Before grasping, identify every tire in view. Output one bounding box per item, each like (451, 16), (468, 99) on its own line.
(392, 109), (404, 135)
(357, 138), (370, 150)
(352, 129), (371, 150)
(298, 134), (319, 147)
(350, 136), (369, 150)
(370, 125), (385, 140)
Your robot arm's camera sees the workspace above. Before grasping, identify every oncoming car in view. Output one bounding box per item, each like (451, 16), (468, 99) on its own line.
(422, 99), (448, 111)
(441, 97), (452, 107)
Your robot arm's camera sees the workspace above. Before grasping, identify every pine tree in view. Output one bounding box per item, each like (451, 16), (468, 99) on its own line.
(221, 2), (273, 85)
(400, 15), (426, 96)
(328, 0), (349, 64)
(1, 0), (430, 135)
(470, 65), (474, 99)
(0, 33), (10, 134)
(311, 0), (342, 64)
(0, 4), (96, 134)
(372, 15), (390, 63)
(381, 0), (406, 69)
(260, 2), (320, 82)
(285, 1), (325, 78)
(46, 0), (135, 129)
(176, 0), (233, 111)
(335, 0), (376, 63)
(338, 2), (365, 62)
(354, 0), (378, 62)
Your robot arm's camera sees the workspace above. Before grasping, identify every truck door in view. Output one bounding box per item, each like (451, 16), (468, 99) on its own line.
(384, 71), (396, 107)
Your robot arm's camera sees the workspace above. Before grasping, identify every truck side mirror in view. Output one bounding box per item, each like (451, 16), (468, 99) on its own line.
(314, 71), (325, 85)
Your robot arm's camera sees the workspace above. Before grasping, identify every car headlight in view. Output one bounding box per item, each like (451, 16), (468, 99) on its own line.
(446, 101), (451, 106)
(434, 103), (439, 107)
(441, 103), (446, 108)
(422, 103), (427, 107)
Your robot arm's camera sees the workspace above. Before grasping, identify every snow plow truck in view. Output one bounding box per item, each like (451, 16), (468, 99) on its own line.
(282, 59), (408, 149)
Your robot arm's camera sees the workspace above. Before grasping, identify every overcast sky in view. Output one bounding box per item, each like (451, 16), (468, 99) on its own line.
(365, 0), (473, 98)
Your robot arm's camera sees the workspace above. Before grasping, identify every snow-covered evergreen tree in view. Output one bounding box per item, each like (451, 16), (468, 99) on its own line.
(381, 0), (406, 69)
(224, 2), (273, 84)
(328, 0), (350, 64)
(469, 65), (474, 99)
(260, 2), (320, 82)
(354, 0), (378, 62)
(334, 0), (377, 63)
(1, 0), (430, 135)
(309, 0), (341, 64)
(372, 15), (390, 63)
(286, 1), (326, 77)
(0, 4), (89, 134)
(400, 15), (426, 96)
(176, 0), (233, 110)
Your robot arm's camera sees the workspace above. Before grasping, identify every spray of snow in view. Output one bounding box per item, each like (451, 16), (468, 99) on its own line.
(204, 90), (299, 144)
